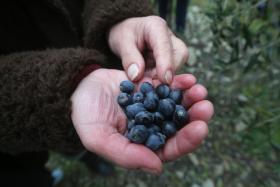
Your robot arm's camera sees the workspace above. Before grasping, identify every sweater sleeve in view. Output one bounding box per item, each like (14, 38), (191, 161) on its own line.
(82, 0), (153, 54)
(0, 48), (106, 155)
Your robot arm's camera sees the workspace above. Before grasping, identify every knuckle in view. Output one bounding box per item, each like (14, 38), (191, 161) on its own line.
(147, 16), (167, 26)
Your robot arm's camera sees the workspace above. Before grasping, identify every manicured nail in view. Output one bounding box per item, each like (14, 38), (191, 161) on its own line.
(164, 70), (173, 84)
(127, 64), (139, 81)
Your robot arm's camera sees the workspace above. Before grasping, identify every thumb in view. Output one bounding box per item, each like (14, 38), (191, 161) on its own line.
(80, 125), (162, 174)
(120, 43), (145, 81)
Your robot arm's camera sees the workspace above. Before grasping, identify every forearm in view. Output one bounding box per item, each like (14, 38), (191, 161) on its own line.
(0, 48), (105, 154)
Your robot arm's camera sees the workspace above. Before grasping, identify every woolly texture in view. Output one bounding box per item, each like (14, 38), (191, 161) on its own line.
(0, 0), (154, 155)
(0, 48), (106, 154)
(83, 0), (153, 53)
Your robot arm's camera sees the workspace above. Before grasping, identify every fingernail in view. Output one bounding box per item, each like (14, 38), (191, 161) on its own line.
(127, 64), (139, 81)
(164, 70), (173, 84)
(141, 167), (160, 175)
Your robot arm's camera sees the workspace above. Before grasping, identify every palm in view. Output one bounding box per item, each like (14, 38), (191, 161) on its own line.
(71, 69), (127, 132)
(71, 69), (213, 174)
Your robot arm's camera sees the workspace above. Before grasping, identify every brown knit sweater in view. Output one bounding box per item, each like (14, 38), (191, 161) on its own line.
(0, 0), (153, 154)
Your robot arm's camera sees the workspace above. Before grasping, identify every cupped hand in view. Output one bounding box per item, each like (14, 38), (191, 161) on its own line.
(108, 16), (188, 84)
(71, 69), (214, 174)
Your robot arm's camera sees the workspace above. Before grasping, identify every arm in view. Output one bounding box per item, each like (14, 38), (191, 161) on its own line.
(0, 48), (105, 154)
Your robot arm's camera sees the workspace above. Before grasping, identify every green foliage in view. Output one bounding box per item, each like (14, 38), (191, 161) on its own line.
(182, 1), (280, 184)
(207, 0), (279, 70)
(186, 0), (280, 161)
(209, 0), (279, 148)
(271, 122), (280, 149)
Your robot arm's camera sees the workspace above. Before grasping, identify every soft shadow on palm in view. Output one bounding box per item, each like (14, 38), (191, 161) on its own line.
(71, 69), (162, 172)
(71, 69), (213, 174)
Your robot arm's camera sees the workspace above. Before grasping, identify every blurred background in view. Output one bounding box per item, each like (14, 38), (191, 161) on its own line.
(47, 0), (280, 186)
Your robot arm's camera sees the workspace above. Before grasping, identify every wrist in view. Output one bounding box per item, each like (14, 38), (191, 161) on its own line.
(72, 64), (101, 90)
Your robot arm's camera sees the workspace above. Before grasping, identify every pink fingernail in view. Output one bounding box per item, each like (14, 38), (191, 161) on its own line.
(128, 64), (139, 81)
(164, 70), (173, 84)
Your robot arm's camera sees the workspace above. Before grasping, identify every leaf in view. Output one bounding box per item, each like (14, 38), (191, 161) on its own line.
(243, 54), (259, 73)
(242, 25), (252, 49)
(249, 19), (268, 35)
(270, 121), (280, 149)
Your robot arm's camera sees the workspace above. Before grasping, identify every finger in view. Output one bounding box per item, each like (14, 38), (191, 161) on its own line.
(183, 84), (208, 107)
(145, 16), (174, 84)
(170, 74), (196, 89)
(158, 120), (208, 162)
(120, 36), (145, 81)
(171, 35), (189, 70)
(151, 74), (196, 90)
(80, 125), (162, 174)
(188, 100), (214, 122)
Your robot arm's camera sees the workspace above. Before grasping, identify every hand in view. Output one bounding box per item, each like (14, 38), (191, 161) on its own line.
(71, 69), (214, 174)
(108, 16), (188, 84)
